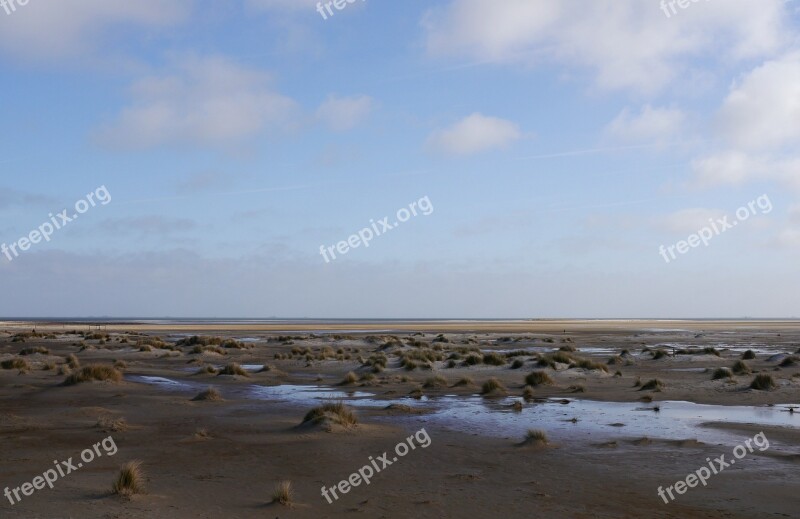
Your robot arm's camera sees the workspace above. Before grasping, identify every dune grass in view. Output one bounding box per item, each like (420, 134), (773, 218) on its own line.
(341, 371), (358, 385)
(1, 358), (30, 370)
(521, 429), (548, 446)
(522, 385), (535, 400)
(272, 480), (293, 506)
(573, 358), (609, 372)
(452, 376), (474, 387)
(732, 360), (752, 375)
(112, 461), (144, 497)
(192, 387), (223, 401)
(750, 374), (777, 391)
(64, 365), (122, 385)
(423, 375), (448, 389)
(218, 363), (249, 377)
(712, 368), (733, 380)
(525, 370), (554, 386)
(480, 377), (507, 395)
(302, 402), (357, 427)
(66, 354), (80, 369)
(97, 417), (128, 432)
(639, 378), (664, 391)
(19, 346), (49, 356)
(482, 352), (507, 366)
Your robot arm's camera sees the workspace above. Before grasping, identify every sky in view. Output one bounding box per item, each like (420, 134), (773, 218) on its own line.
(1, 0), (799, 318)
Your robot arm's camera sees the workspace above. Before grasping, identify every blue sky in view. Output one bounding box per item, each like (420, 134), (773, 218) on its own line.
(1, 0), (799, 318)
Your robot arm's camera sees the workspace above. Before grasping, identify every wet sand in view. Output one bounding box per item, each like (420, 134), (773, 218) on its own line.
(1, 320), (798, 518)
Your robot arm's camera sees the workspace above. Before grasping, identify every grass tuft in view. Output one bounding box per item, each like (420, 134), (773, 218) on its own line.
(63, 365), (122, 385)
(341, 371), (358, 385)
(480, 377), (507, 395)
(525, 371), (554, 387)
(192, 387), (223, 401)
(712, 368), (733, 380)
(112, 461), (144, 497)
(423, 375), (448, 389)
(302, 402), (358, 427)
(272, 480), (293, 506)
(521, 429), (548, 446)
(1, 357), (30, 370)
(732, 360), (751, 375)
(750, 374), (777, 391)
(218, 363), (249, 377)
(639, 379), (664, 391)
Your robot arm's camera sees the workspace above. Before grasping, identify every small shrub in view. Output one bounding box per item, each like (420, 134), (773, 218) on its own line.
(779, 356), (797, 367)
(742, 350), (756, 360)
(453, 377), (474, 387)
(510, 359), (525, 369)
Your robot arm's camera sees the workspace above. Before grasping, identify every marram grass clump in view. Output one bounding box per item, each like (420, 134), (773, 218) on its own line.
(112, 461), (144, 497)
(301, 402), (358, 428)
(192, 387), (223, 401)
(525, 371), (554, 387)
(481, 377), (507, 395)
(272, 480), (293, 506)
(750, 374), (777, 391)
(64, 365), (122, 385)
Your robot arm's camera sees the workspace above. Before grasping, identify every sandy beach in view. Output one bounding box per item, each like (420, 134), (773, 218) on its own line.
(1, 320), (798, 518)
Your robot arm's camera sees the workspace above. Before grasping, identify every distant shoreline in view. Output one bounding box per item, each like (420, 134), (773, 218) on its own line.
(3, 318), (800, 334)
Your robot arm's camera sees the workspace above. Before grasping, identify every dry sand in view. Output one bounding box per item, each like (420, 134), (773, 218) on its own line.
(1, 320), (798, 518)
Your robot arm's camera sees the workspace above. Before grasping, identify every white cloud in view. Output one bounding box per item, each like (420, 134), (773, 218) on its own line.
(422, 0), (792, 93)
(98, 55), (299, 150)
(426, 113), (521, 156)
(691, 52), (800, 191)
(316, 94), (374, 131)
(0, 0), (191, 60)
(604, 105), (686, 144)
(716, 52), (800, 151)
